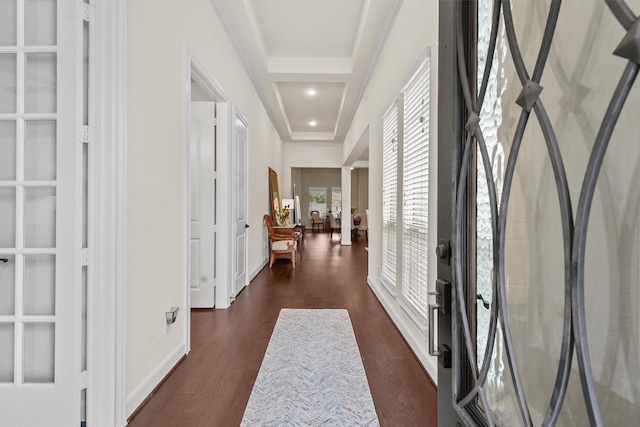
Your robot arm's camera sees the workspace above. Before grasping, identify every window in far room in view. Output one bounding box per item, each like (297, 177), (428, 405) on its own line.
(309, 187), (327, 217)
(331, 187), (342, 215)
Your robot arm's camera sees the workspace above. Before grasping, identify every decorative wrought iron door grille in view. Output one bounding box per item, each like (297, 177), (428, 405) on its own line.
(452, 0), (640, 425)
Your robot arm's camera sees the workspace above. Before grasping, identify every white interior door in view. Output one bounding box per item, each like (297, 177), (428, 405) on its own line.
(0, 1), (83, 425)
(189, 102), (216, 308)
(233, 114), (248, 297)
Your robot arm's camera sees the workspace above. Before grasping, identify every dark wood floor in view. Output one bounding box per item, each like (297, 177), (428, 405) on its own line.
(128, 230), (438, 426)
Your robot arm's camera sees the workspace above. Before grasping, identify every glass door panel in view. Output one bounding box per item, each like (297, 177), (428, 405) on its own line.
(0, 323), (14, 382)
(0, 121), (16, 179)
(25, 120), (56, 180)
(0, 53), (17, 113)
(0, 188), (16, 247)
(0, 0), (17, 46)
(24, 187), (56, 248)
(25, 0), (57, 46)
(24, 254), (56, 316)
(456, 0), (640, 425)
(23, 322), (55, 383)
(25, 53), (57, 113)
(0, 255), (15, 315)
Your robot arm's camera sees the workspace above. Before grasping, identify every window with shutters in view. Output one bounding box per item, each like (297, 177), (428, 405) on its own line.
(401, 57), (430, 322)
(380, 53), (431, 326)
(381, 101), (399, 291)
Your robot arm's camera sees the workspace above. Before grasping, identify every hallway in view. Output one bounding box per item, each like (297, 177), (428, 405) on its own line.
(127, 231), (438, 426)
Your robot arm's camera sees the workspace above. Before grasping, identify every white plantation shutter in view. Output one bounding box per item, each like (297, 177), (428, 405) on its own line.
(401, 57), (430, 321)
(381, 101), (399, 289)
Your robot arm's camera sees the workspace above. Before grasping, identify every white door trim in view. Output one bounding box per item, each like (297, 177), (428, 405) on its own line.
(88, 0), (127, 425)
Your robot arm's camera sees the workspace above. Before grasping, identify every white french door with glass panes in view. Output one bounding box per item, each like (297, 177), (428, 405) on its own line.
(0, 1), (85, 425)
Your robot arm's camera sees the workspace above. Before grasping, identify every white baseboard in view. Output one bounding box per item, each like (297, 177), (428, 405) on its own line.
(249, 258), (269, 282)
(126, 342), (186, 418)
(367, 276), (438, 385)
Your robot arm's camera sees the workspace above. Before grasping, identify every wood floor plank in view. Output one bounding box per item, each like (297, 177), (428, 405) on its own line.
(128, 231), (437, 426)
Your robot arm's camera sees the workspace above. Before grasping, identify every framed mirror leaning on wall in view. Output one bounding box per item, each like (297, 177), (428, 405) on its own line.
(268, 167), (280, 219)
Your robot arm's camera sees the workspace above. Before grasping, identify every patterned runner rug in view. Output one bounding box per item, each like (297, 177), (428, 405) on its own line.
(241, 309), (380, 426)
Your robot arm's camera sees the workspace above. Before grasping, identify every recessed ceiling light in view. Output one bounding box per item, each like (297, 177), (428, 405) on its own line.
(307, 89), (316, 96)
(309, 121), (317, 127)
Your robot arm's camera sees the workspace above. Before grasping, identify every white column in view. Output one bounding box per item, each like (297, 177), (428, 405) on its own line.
(341, 167), (352, 246)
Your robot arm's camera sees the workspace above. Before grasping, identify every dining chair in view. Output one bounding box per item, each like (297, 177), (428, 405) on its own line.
(310, 210), (324, 231)
(328, 213), (341, 239)
(350, 214), (358, 238)
(357, 213), (368, 240)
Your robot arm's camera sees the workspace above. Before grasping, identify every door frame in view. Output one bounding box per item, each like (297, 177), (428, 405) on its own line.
(92, 11), (238, 426)
(86, 0), (127, 425)
(436, 0), (468, 425)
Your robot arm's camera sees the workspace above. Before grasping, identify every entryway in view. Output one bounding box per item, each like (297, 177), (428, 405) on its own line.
(126, 232), (436, 425)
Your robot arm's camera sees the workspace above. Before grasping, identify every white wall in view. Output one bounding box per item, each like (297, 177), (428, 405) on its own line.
(282, 143), (343, 198)
(351, 168), (369, 213)
(125, 0), (282, 414)
(341, 0), (440, 382)
(292, 168), (342, 223)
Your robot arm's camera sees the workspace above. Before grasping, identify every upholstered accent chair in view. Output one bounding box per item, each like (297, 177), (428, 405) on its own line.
(264, 214), (297, 268)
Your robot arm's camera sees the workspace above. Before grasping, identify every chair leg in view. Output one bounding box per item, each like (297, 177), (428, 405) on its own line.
(269, 253), (275, 268)
(291, 250), (296, 269)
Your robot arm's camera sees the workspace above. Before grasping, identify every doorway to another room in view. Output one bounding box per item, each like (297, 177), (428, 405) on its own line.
(290, 167), (369, 244)
(186, 55), (250, 322)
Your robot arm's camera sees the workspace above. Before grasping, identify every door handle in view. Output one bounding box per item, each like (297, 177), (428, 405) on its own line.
(0, 258), (8, 263)
(245, 224), (250, 228)
(428, 291), (442, 357)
